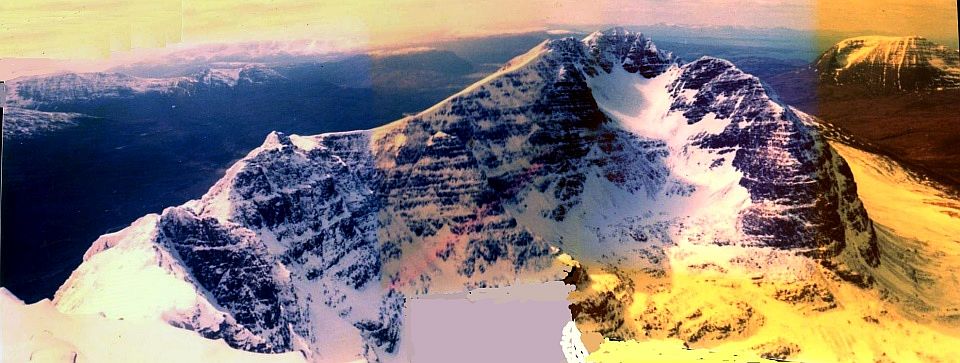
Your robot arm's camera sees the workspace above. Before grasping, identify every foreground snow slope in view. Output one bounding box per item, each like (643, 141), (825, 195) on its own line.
(0, 289), (306, 363)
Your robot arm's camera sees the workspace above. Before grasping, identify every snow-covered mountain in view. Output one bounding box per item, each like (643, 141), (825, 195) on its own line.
(10, 28), (901, 361)
(1, 65), (286, 138)
(815, 36), (960, 92)
(4, 65), (285, 108)
(0, 107), (90, 138)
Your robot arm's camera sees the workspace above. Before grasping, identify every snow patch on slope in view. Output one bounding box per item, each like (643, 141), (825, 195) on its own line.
(1, 107), (88, 139)
(53, 214), (230, 332)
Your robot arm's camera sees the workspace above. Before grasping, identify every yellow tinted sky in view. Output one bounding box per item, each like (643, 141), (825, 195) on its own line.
(0, 0), (957, 60)
(817, 0), (958, 42)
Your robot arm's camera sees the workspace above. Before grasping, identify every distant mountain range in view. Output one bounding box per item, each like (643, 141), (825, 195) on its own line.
(1, 51), (477, 138)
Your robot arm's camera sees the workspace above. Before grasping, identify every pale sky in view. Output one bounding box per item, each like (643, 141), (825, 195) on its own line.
(0, 0), (957, 71)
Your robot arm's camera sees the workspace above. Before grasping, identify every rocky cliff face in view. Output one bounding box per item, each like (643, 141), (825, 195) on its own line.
(52, 28), (880, 361)
(815, 36), (960, 93)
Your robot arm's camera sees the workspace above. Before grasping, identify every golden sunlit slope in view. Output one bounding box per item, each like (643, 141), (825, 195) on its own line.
(831, 143), (960, 325)
(571, 141), (960, 363)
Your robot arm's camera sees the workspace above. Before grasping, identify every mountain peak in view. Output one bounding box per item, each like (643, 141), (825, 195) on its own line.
(816, 35), (960, 92)
(585, 26), (635, 38)
(582, 27), (653, 48)
(579, 28), (678, 78)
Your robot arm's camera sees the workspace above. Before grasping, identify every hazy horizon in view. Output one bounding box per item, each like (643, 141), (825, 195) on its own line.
(2, 0), (956, 62)
(2, 24), (958, 80)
